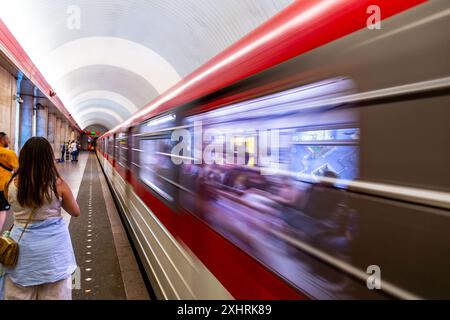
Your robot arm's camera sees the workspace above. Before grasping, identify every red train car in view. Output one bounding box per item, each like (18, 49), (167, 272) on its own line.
(97, 0), (450, 299)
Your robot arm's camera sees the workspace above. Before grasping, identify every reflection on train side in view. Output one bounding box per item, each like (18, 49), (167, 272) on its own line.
(132, 77), (450, 299)
(176, 121), (376, 298)
(167, 78), (376, 299)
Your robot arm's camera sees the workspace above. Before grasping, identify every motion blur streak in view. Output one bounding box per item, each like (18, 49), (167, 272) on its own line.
(97, 0), (450, 299)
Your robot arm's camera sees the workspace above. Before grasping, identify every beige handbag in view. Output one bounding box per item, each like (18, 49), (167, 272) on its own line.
(0, 209), (35, 267)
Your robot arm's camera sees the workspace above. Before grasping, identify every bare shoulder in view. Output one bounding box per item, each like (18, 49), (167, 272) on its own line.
(56, 178), (68, 192)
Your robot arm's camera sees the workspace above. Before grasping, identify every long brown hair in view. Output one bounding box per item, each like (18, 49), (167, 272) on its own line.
(7, 137), (60, 208)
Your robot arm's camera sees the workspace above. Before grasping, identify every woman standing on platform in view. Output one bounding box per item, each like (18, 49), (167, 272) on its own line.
(2, 137), (80, 300)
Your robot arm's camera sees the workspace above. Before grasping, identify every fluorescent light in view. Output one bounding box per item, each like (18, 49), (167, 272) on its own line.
(147, 114), (176, 127)
(189, 77), (354, 123)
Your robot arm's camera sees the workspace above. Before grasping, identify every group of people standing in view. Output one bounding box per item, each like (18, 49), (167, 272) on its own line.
(60, 140), (80, 162)
(0, 132), (80, 300)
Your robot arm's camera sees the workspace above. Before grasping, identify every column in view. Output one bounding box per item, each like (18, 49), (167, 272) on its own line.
(0, 65), (16, 147)
(36, 104), (48, 138)
(61, 120), (67, 146)
(9, 80), (17, 151)
(19, 94), (33, 148)
(32, 87), (38, 137)
(47, 113), (57, 157)
(55, 117), (62, 157)
(13, 72), (23, 153)
(64, 121), (70, 144)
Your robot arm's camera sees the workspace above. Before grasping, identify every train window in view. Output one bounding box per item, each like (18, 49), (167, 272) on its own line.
(177, 79), (370, 298)
(107, 136), (114, 157)
(117, 132), (128, 167)
(114, 135), (120, 161)
(136, 114), (178, 202)
(288, 127), (359, 183)
(129, 126), (141, 176)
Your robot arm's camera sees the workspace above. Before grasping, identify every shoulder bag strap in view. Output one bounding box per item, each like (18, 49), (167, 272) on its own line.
(17, 208), (36, 243)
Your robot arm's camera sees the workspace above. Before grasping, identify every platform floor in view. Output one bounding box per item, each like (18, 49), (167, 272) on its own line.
(2, 152), (149, 300)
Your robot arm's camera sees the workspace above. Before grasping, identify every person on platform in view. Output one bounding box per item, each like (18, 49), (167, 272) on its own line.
(60, 142), (66, 163)
(3, 137), (80, 300)
(0, 132), (18, 231)
(69, 140), (78, 162)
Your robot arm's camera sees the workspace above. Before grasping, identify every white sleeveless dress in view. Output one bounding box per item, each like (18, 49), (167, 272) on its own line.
(3, 182), (77, 300)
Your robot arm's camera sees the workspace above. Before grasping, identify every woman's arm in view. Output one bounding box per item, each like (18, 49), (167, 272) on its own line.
(57, 179), (80, 217)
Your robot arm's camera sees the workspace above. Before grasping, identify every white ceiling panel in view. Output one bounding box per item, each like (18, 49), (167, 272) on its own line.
(0, 0), (293, 129)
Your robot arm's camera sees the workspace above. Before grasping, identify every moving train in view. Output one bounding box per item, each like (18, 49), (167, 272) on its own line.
(96, 0), (450, 299)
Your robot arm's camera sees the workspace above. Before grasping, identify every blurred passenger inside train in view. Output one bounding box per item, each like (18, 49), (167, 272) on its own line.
(189, 160), (359, 259)
(294, 170), (358, 259)
(0, 132), (18, 231)
(173, 117), (362, 292)
(3, 137), (80, 300)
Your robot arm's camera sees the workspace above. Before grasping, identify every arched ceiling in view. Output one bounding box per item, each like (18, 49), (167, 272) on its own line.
(0, 0), (293, 129)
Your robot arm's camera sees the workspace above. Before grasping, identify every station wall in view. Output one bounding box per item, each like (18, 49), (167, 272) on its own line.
(0, 64), (17, 149)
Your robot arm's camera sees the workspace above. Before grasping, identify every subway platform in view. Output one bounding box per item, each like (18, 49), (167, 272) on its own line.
(1, 152), (150, 300)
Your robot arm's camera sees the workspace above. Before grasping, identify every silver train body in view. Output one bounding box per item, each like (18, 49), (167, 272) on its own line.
(97, 1), (450, 299)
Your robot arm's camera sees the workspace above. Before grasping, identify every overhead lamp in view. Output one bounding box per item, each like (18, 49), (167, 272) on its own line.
(146, 114), (176, 127)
